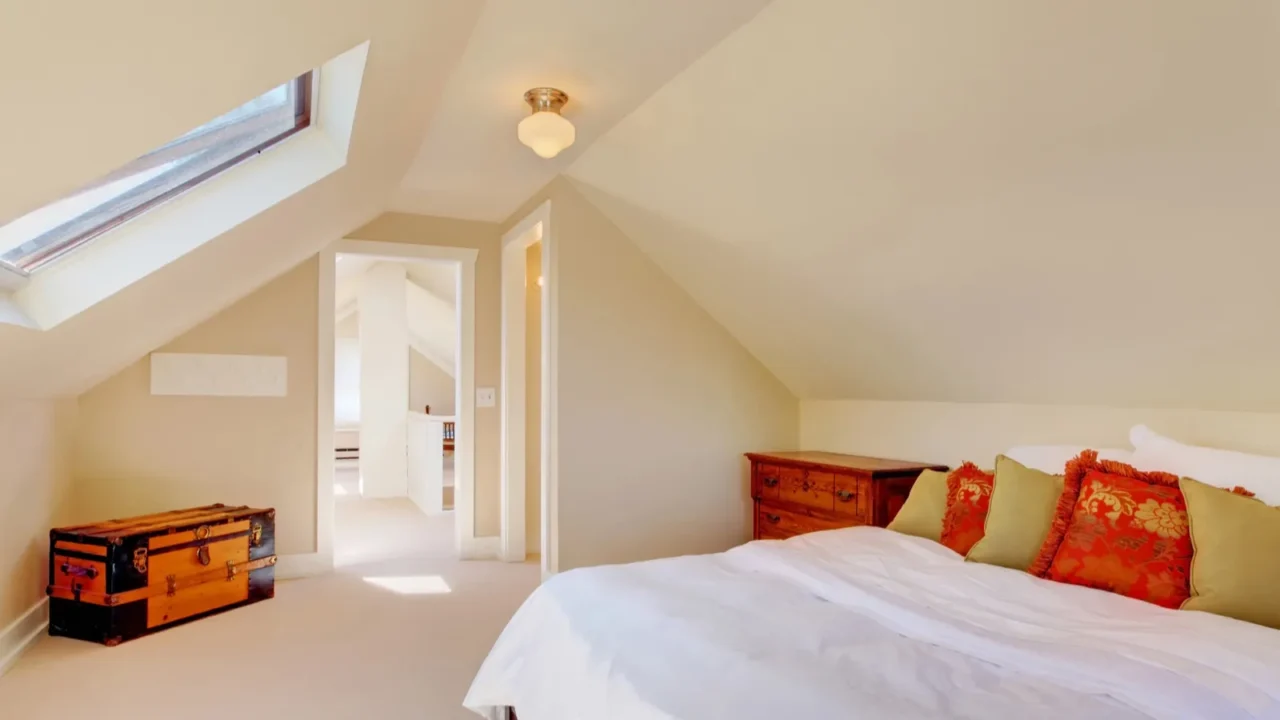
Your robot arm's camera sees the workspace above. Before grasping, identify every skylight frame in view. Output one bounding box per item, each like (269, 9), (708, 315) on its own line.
(0, 72), (314, 276)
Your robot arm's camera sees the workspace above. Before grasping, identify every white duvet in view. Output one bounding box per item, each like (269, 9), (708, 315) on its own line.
(465, 528), (1280, 719)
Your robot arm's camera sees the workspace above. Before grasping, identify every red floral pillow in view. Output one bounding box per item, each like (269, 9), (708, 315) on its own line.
(1030, 450), (1192, 608)
(939, 462), (995, 555)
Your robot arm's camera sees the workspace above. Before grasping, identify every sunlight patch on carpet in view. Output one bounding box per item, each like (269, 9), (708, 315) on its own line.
(363, 575), (452, 595)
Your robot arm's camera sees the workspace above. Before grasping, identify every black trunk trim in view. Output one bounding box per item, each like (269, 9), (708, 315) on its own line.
(148, 530), (251, 556)
(51, 549), (108, 564)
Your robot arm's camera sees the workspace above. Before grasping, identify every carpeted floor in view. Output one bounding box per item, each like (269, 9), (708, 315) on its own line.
(0, 492), (538, 719)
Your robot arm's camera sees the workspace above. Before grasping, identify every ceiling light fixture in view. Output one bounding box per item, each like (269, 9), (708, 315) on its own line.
(518, 87), (575, 159)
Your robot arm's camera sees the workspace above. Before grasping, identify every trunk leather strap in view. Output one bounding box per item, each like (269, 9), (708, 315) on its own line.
(47, 555), (276, 607)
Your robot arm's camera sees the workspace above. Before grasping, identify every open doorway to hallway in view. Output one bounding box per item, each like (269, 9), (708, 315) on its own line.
(501, 200), (556, 576)
(522, 242), (542, 562)
(332, 253), (461, 566)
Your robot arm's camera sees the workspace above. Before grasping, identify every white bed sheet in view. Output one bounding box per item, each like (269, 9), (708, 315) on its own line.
(465, 527), (1280, 720)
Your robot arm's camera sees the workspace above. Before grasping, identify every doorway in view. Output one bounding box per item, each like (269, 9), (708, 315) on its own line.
(501, 201), (557, 578)
(317, 240), (479, 571)
(330, 252), (462, 564)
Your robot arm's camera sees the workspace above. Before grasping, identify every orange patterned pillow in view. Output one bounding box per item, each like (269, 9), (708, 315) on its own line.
(1031, 450), (1192, 608)
(939, 463), (995, 555)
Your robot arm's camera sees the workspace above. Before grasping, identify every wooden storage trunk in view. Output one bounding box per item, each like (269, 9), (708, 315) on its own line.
(47, 504), (276, 646)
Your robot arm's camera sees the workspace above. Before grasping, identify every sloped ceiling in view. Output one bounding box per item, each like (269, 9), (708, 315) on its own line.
(406, 262), (457, 303)
(567, 0), (1280, 411)
(392, 0), (772, 221)
(0, 0), (483, 399)
(334, 258), (457, 377)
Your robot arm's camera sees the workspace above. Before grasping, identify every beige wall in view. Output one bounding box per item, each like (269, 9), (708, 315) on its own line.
(505, 178), (799, 571)
(802, 400), (1280, 469)
(73, 260), (319, 555)
(64, 191), (795, 572)
(410, 348), (455, 416)
(0, 399), (76, 633)
(70, 214), (503, 555)
(351, 214), (503, 536)
(525, 242), (542, 554)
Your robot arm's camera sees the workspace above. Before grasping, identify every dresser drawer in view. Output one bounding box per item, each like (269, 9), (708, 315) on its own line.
(756, 464), (782, 501)
(757, 502), (854, 538)
(832, 473), (870, 522)
(777, 468), (834, 511)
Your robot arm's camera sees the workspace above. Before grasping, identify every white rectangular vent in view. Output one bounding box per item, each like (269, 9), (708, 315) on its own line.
(150, 353), (288, 397)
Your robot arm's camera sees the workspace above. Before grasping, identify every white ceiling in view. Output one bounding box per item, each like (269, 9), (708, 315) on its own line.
(0, 0), (484, 398)
(567, 0), (1280, 410)
(391, 0), (772, 221)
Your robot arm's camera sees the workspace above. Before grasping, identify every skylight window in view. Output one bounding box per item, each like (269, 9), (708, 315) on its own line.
(0, 73), (313, 274)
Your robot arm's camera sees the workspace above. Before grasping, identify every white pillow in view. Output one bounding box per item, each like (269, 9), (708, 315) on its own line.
(1004, 445), (1134, 475)
(1129, 425), (1280, 506)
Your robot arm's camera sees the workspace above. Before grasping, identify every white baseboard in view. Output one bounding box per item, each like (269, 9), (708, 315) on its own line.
(460, 536), (501, 560)
(275, 552), (333, 580)
(0, 599), (48, 680)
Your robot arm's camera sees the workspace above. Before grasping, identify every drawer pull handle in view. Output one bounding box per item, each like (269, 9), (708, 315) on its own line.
(763, 477), (778, 488)
(766, 514), (781, 524)
(836, 489), (855, 502)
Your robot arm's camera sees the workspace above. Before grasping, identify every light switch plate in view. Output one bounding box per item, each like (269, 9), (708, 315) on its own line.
(476, 387), (497, 407)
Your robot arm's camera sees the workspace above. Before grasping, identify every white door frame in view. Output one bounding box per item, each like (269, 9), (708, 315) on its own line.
(500, 200), (558, 577)
(317, 238), (480, 565)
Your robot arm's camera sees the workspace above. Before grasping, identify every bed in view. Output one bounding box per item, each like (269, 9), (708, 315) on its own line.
(465, 527), (1280, 719)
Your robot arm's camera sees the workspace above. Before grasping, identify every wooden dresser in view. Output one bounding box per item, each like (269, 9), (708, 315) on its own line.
(747, 451), (948, 540)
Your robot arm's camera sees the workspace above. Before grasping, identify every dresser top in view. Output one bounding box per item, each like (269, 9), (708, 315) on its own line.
(746, 450), (948, 475)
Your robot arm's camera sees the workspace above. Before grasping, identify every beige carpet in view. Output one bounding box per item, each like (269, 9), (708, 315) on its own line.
(0, 498), (538, 719)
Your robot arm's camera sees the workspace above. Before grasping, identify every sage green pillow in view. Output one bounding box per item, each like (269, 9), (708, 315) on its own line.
(966, 455), (1063, 571)
(887, 469), (950, 542)
(1181, 477), (1280, 629)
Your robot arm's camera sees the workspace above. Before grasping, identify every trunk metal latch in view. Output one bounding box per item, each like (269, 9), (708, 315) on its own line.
(195, 525), (212, 566)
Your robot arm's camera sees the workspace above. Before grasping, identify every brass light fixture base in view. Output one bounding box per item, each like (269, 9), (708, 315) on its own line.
(524, 87), (569, 115)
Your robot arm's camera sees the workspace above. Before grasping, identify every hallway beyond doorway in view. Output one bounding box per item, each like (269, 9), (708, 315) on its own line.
(334, 461), (454, 567)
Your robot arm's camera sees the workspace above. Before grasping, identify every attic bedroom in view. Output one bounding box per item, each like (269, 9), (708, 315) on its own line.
(2, 1), (1279, 718)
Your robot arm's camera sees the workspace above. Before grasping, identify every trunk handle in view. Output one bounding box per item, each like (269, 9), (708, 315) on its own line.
(61, 563), (99, 579)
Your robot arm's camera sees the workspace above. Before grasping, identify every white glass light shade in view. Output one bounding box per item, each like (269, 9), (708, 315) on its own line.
(518, 111), (576, 159)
